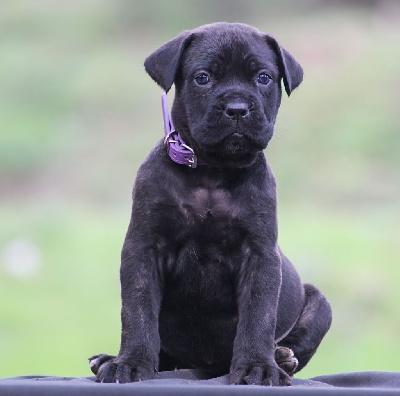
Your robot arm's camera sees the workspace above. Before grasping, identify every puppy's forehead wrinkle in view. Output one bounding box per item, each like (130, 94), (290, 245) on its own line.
(185, 36), (278, 79)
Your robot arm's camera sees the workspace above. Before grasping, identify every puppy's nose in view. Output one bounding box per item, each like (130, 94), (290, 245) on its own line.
(224, 101), (249, 120)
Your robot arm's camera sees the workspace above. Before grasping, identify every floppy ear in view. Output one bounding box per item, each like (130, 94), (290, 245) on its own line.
(144, 31), (194, 92)
(264, 35), (303, 96)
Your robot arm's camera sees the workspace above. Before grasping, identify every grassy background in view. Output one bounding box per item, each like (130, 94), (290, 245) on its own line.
(1, 0), (399, 379)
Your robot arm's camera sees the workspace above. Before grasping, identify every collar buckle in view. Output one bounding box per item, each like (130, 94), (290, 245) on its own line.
(164, 130), (198, 168)
(161, 93), (204, 168)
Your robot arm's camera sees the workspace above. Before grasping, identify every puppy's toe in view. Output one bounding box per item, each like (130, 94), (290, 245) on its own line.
(88, 354), (115, 375)
(274, 347), (298, 375)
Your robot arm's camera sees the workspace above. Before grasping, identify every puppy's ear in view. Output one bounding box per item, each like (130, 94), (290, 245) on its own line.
(264, 35), (303, 96)
(144, 31), (194, 92)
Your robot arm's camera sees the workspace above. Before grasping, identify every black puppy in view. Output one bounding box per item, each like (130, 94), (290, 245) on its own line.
(89, 22), (332, 387)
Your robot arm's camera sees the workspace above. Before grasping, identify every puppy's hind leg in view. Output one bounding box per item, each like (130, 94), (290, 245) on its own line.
(278, 284), (332, 374)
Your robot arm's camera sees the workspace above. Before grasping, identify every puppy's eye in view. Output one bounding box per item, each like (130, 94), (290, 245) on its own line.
(257, 73), (272, 85)
(195, 73), (210, 85)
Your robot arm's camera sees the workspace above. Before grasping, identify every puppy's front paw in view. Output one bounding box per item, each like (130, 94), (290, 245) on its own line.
(230, 360), (291, 386)
(275, 347), (298, 375)
(89, 354), (115, 376)
(89, 354), (155, 383)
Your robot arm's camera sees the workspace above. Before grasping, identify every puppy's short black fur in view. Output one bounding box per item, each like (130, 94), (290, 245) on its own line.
(90, 23), (332, 387)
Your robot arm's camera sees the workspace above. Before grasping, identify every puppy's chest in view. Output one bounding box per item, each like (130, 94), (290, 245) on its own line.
(168, 183), (250, 252)
(182, 186), (240, 222)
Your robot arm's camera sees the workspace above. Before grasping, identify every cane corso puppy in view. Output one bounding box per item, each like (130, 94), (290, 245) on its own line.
(89, 22), (332, 386)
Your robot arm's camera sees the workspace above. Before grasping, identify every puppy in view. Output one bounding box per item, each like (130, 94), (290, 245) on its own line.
(89, 22), (332, 386)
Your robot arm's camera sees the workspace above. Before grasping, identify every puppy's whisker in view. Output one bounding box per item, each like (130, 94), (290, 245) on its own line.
(273, 131), (285, 143)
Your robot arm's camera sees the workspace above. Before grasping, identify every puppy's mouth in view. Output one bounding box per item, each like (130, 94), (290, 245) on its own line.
(223, 132), (249, 154)
(201, 133), (261, 167)
(206, 150), (257, 167)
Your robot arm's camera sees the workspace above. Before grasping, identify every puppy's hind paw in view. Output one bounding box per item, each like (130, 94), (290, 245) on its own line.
(274, 347), (298, 375)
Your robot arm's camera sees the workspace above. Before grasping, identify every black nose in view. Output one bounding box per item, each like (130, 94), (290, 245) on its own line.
(224, 101), (250, 119)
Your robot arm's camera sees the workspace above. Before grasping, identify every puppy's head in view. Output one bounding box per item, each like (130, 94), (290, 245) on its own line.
(145, 23), (303, 168)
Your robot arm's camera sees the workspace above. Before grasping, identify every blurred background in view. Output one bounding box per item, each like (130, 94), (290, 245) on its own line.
(0, 0), (399, 380)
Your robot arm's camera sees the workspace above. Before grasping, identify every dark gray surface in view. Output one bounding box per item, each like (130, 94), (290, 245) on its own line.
(1, 370), (399, 395)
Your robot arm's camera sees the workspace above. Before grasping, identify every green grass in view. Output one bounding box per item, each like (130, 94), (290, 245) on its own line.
(278, 205), (400, 377)
(0, 204), (124, 377)
(1, 202), (399, 378)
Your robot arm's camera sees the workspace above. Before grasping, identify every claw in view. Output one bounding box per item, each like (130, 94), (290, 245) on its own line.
(89, 358), (98, 368)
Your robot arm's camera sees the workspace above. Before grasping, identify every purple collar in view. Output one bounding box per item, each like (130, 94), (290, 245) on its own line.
(162, 93), (207, 168)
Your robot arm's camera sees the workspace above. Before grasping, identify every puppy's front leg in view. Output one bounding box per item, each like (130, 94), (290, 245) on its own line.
(230, 249), (291, 387)
(95, 238), (163, 383)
